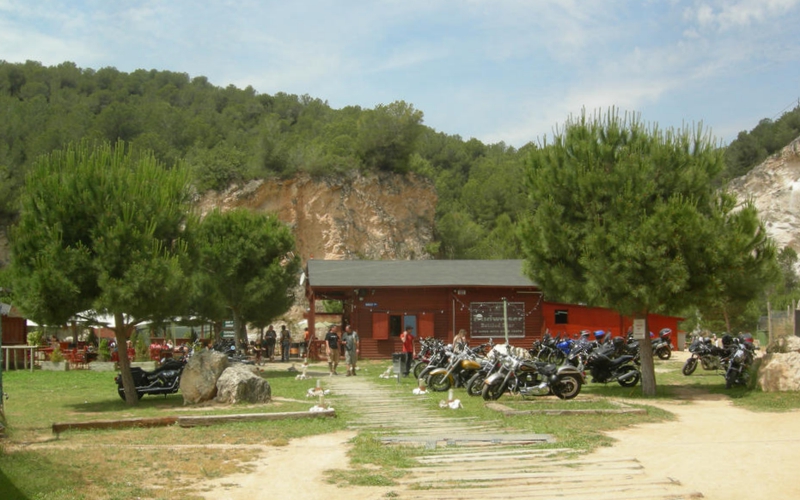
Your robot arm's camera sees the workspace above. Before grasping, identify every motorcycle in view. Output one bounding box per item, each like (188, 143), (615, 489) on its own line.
(652, 328), (673, 360)
(426, 343), (490, 392)
(411, 337), (445, 379)
(724, 336), (758, 389)
(481, 353), (583, 401)
(682, 336), (727, 376)
(583, 349), (641, 387)
(115, 358), (185, 401)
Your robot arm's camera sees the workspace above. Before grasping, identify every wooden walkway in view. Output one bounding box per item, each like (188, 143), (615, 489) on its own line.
(326, 376), (703, 499)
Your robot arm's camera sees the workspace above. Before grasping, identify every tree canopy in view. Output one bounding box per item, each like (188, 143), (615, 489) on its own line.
(519, 109), (779, 395)
(192, 208), (300, 350)
(8, 140), (195, 404)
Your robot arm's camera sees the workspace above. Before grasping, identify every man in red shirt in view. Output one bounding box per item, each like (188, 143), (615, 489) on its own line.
(400, 326), (415, 376)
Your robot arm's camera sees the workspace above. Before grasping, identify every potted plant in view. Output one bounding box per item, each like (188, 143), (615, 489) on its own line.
(41, 345), (69, 371)
(89, 338), (119, 371)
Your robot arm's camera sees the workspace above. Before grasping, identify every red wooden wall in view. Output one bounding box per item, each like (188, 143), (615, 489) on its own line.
(542, 302), (681, 347)
(339, 287), (545, 359)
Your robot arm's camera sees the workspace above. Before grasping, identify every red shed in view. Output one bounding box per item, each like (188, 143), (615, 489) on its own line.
(304, 260), (681, 358)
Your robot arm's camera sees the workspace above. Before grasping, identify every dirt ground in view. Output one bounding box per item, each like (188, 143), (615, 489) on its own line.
(199, 352), (800, 500)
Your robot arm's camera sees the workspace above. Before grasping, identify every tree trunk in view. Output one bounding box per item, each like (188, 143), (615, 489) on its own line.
(114, 312), (138, 406)
(232, 309), (243, 352)
(637, 313), (657, 397)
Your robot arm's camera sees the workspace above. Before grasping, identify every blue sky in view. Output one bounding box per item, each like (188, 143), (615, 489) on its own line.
(1, 0), (799, 147)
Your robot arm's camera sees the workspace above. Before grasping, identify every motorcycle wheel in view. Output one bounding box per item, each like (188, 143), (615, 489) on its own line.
(657, 346), (671, 360)
(552, 374), (582, 400)
(682, 358), (698, 376)
(412, 360), (428, 379)
(428, 372), (452, 392)
(466, 372), (487, 397)
(617, 366), (641, 387)
(481, 380), (506, 401)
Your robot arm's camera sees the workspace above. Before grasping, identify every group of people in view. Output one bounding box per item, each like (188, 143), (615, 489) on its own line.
(324, 324), (360, 376)
(254, 325), (294, 363)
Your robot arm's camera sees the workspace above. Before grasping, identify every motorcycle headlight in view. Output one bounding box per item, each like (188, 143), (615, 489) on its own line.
(733, 350), (746, 363)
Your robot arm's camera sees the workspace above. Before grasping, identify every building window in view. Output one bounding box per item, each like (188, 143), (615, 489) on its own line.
(554, 309), (568, 324)
(389, 315), (403, 336)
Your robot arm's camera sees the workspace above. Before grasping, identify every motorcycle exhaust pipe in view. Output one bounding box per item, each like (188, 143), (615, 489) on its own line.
(617, 370), (639, 382)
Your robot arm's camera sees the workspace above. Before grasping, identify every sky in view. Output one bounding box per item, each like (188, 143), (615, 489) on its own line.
(1, 0), (799, 148)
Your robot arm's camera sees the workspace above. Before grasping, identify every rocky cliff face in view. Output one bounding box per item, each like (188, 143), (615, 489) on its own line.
(196, 172), (438, 261)
(728, 137), (800, 255)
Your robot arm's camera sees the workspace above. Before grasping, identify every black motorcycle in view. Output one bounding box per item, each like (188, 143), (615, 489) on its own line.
(115, 358), (185, 401)
(481, 353), (583, 401)
(652, 328), (673, 360)
(682, 336), (727, 376)
(584, 349), (641, 387)
(724, 337), (758, 389)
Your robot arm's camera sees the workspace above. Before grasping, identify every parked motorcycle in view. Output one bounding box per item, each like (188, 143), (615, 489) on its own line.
(583, 349), (641, 387)
(724, 336), (758, 389)
(652, 328), (673, 360)
(411, 337), (446, 379)
(426, 343), (490, 392)
(682, 336), (727, 376)
(115, 358), (185, 400)
(481, 353), (583, 401)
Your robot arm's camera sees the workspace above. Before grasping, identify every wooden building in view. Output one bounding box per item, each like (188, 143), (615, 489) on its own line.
(1, 303), (28, 345)
(304, 260), (681, 359)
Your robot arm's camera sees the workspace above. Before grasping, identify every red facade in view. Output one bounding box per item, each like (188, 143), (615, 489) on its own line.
(542, 301), (681, 347)
(309, 285), (545, 358)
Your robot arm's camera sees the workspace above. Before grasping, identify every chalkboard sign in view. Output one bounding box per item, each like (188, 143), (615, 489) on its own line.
(470, 302), (525, 338)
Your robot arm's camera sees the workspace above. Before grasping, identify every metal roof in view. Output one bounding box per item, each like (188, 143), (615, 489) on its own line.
(306, 260), (538, 288)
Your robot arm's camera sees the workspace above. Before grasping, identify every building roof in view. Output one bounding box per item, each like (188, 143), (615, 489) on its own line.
(306, 259), (538, 288)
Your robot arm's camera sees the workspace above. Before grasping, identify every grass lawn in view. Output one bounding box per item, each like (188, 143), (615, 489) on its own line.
(1, 353), (798, 499)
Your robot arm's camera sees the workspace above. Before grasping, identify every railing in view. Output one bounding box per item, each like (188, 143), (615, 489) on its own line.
(1, 345), (38, 372)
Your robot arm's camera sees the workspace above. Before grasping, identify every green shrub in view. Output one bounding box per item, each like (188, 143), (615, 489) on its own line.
(49, 346), (65, 363)
(97, 338), (111, 362)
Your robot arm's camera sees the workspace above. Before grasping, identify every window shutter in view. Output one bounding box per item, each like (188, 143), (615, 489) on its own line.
(418, 313), (434, 338)
(372, 312), (389, 340)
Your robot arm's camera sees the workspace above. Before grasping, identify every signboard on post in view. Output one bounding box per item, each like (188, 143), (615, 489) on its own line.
(633, 318), (647, 340)
(470, 302), (525, 338)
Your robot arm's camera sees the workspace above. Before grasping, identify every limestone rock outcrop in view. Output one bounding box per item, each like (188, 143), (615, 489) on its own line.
(196, 172), (437, 261)
(728, 137), (800, 261)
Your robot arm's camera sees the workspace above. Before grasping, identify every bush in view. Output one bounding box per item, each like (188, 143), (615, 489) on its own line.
(98, 338), (111, 362)
(26, 329), (46, 346)
(49, 346), (65, 363)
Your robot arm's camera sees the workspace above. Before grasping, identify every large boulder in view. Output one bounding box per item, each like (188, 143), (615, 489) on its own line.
(757, 352), (800, 392)
(180, 350), (229, 404)
(215, 364), (272, 404)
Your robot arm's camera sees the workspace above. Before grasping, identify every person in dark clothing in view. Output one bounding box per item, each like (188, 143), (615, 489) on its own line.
(325, 325), (341, 376)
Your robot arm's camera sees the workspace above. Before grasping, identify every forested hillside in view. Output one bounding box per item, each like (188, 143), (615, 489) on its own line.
(0, 60), (533, 260)
(0, 60), (796, 261)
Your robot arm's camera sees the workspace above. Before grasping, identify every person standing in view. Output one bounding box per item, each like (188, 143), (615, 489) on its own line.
(325, 325), (341, 376)
(453, 329), (468, 353)
(303, 326), (311, 359)
(265, 325), (277, 361)
(342, 325), (360, 376)
(400, 326), (415, 376)
(280, 325), (292, 362)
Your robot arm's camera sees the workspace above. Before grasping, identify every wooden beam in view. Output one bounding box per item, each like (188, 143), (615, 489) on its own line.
(177, 409), (336, 427)
(52, 416), (178, 435)
(52, 409), (336, 435)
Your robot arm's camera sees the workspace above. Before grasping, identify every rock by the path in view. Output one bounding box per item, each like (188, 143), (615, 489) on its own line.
(180, 350), (229, 404)
(758, 351), (800, 391)
(216, 364), (271, 404)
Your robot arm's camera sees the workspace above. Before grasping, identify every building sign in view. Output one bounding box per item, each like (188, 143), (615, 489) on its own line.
(470, 302), (525, 338)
